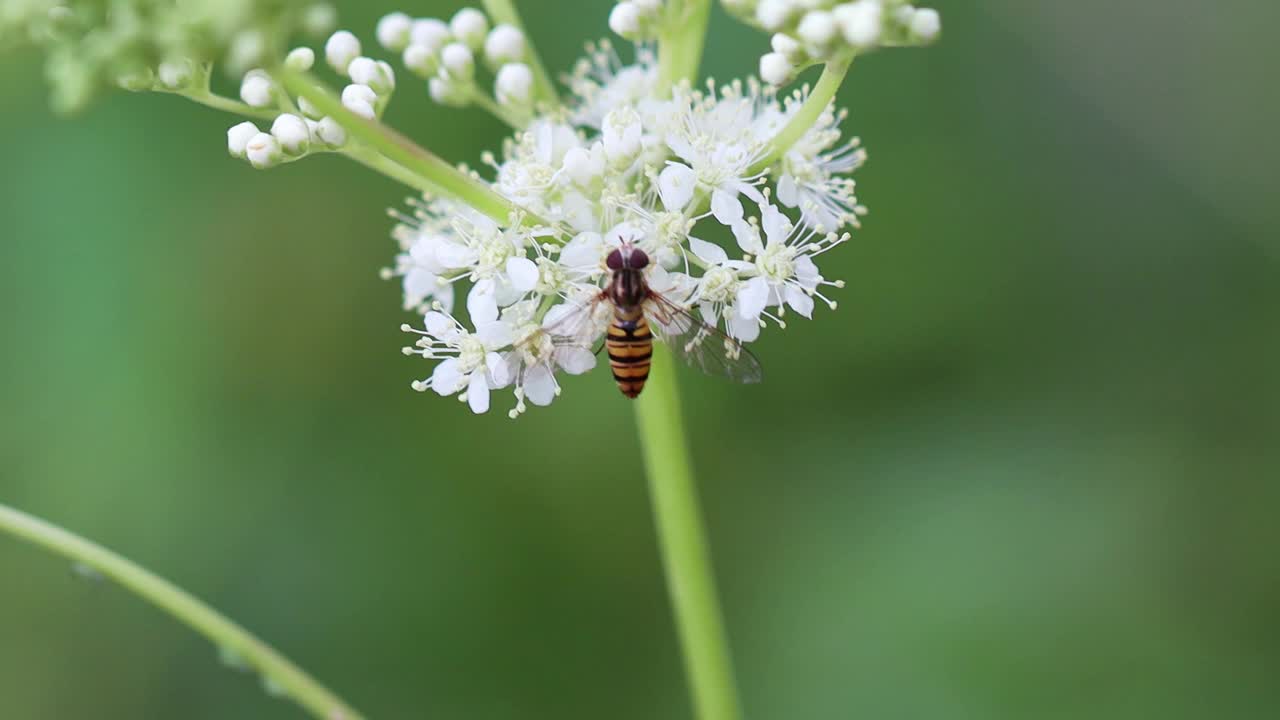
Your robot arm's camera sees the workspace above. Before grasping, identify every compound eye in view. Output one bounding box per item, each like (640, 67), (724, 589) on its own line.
(605, 249), (624, 270)
(631, 249), (650, 268)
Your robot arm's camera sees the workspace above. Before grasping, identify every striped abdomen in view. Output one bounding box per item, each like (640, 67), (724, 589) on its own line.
(606, 306), (652, 398)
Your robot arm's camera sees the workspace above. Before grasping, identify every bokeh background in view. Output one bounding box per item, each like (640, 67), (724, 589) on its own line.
(2, 1), (1278, 718)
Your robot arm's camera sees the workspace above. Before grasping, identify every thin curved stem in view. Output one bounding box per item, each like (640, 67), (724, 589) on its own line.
(0, 502), (365, 720)
(750, 51), (855, 173)
(633, 345), (742, 720)
(178, 90), (279, 121)
(278, 69), (544, 226)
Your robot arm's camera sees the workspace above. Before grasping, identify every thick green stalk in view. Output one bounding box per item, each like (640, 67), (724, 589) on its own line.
(750, 51), (855, 173)
(0, 503), (364, 720)
(278, 69), (542, 226)
(656, 0), (714, 96)
(481, 0), (561, 106)
(634, 345), (742, 720)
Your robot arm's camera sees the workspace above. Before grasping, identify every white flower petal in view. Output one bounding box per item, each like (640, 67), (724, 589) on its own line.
(435, 241), (478, 269)
(467, 372), (490, 413)
(467, 282), (499, 324)
(727, 311), (760, 342)
(557, 346), (597, 374)
(776, 173), (800, 207)
(476, 320), (514, 349)
(658, 163), (696, 212)
(795, 255), (822, 289)
(430, 358), (466, 396)
(785, 284), (814, 318)
(423, 311), (453, 337)
(486, 352), (513, 388)
(761, 203), (791, 245)
(737, 276), (770, 320)
(732, 220), (762, 254)
(505, 256), (539, 292)
(523, 365), (557, 406)
(711, 188), (745, 226)
(688, 237), (728, 265)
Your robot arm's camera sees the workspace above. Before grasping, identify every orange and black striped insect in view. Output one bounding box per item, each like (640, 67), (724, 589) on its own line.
(548, 242), (763, 398)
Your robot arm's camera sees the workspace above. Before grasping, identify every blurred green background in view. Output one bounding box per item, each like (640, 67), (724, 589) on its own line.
(3, 1), (1279, 718)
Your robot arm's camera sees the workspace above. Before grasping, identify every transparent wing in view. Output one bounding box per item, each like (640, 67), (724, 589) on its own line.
(541, 291), (610, 351)
(644, 292), (764, 384)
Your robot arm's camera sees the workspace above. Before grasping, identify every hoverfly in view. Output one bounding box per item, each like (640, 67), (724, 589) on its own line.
(547, 242), (763, 397)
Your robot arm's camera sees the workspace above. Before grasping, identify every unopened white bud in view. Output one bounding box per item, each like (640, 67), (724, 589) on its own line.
(315, 116), (347, 147)
(771, 33), (802, 59)
(759, 52), (793, 85)
(797, 10), (837, 47)
(494, 62), (533, 107)
(324, 30), (362, 75)
(271, 113), (311, 156)
(410, 18), (451, 52)
(245, 132), (282, 169)
(298, 95), (322, 119)
(484, 24), (526, 67)
(116, 66), (154, 92)
(756, 0), (795, 31)
(450, 8), (490, 50)
(403, 44), (438, 77)
(157, 60), (192, 90)
(341, 83), (377, 119)
(428, 76), (470, 106)
(562, 145), (605, 187)
(376, 12), (413, 51)
(239, 70), (273, 107)
(226, 30), (265, 75)
(441, 42), (475, 80)
(910, 8), (941, 42)
(609, 2), (643, 39)
(284, 47), (315, 72)
(602, 107), (642, 167)
(227, 121), (259, 159)
(302, 4), (338, 37)
(834, 1), (882, 48)
(348, 56), (395, 95)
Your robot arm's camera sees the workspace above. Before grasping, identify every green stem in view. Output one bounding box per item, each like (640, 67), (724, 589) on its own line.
(634, 345), (742, 720)
(481, 0), (561, 107)
(0, 502), (364, 720)
(344, 145), (447, 197)
(750, 51), (854, 174)
(278, 69), (543, 226)
(178, 90), (279, 121)
(656, 0), (714, 97)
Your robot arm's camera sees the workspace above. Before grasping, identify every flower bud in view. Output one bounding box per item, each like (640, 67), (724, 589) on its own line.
(403, 44), (438, 77)
(484, 24), (526, 67)
(834, 1), (882, 48)
(429, 76), (470, 106)
(325, 30), (362, 75)
(609, 3), (643, 39)
(157, 60), (193, 90)
(602, 107), (642, 167)
(316, 116), (347, 147)
(341, 84), (377, 118)
(245, 132), (282, 169)
(797, 10), (837, 47)
(910, 9), (941, 42)
(376, 12), (413, 51)
(770, 33), (802, 59)
(450, 8), (490, 50)
(495, 63), (533, 107)
(271, 113), (311, 156)
(562, 145), (605, 187)
(410, 18), (451, 52)
(302, 3), (338, 37)
(116, 66), (155, 92)
(441, 42), (475, 80)
(755, 0), (794, 31)
(227, 121), (260, 159)
(759, 52), (793, 86)
(284, 47), (315, 72)
(348, 56), (395, 95)
(239, 70), (273, 108)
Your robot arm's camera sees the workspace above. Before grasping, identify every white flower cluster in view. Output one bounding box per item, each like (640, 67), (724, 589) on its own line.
(716, 0), (941, 84)
(388, 39), (858, 417)
(374, 8), (541, 124)
(0, 0), (338, 112)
